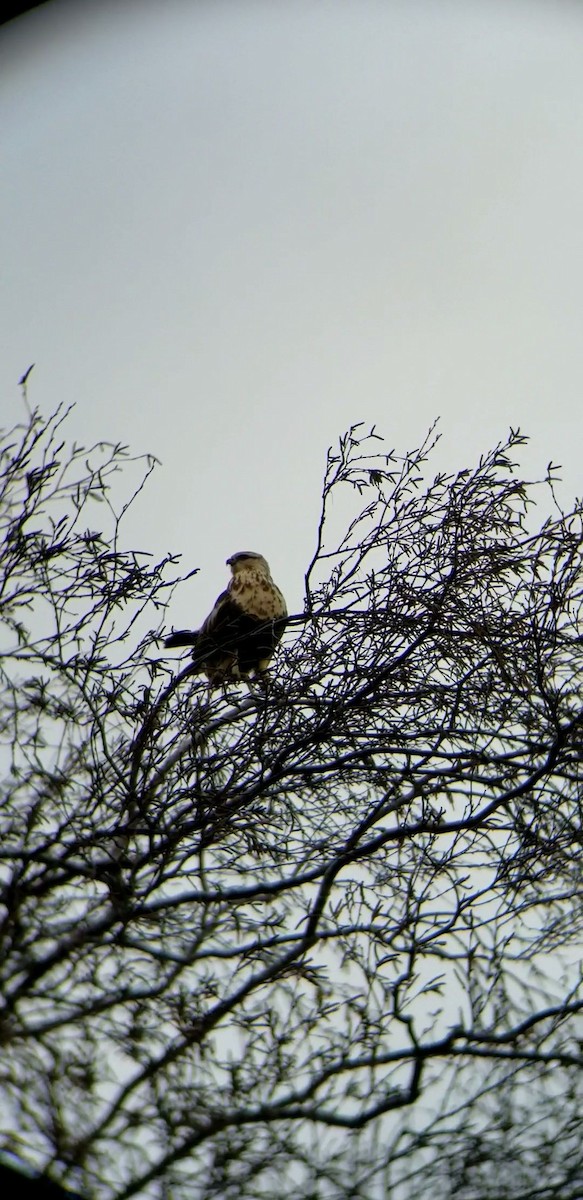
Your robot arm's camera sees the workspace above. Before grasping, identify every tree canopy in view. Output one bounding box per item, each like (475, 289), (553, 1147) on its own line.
(0, 400), (582, 1200)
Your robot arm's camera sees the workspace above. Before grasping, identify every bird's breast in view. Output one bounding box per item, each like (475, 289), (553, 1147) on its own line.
(231, 574), (287, 620)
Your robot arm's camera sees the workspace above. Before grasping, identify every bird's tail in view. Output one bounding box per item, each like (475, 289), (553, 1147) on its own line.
(164, 630), (199, 649)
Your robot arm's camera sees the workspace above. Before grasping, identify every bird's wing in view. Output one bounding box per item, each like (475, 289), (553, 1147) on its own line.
(164, 587), (241, 656)
(199, 586), (238, 630)
(197, 587), (246, 649)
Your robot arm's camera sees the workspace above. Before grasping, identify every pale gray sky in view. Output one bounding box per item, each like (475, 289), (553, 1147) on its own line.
(2, 0), (583, 622)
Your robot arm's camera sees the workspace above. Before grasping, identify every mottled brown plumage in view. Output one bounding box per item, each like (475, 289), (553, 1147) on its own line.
(164, 552), (287, 684)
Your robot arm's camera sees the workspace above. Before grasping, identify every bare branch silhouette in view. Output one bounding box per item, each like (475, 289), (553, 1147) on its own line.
(0, 401), (581, 1200)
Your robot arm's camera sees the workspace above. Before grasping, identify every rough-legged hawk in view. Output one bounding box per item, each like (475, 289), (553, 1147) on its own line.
(164, 552), (287, 684)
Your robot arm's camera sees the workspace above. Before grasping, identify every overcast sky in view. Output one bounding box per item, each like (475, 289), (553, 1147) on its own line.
(2, 0), (583, 622)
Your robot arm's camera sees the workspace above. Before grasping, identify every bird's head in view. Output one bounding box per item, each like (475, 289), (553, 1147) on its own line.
(227, 551), (271, 576)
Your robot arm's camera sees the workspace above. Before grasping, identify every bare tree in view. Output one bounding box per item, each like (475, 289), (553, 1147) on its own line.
(0, 399), (581, 1200)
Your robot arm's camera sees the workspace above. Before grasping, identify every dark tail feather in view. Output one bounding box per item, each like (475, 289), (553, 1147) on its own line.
(164, 630), (199, 649)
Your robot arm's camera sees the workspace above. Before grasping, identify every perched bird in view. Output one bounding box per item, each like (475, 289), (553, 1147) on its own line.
(164, 552), (287, 684)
